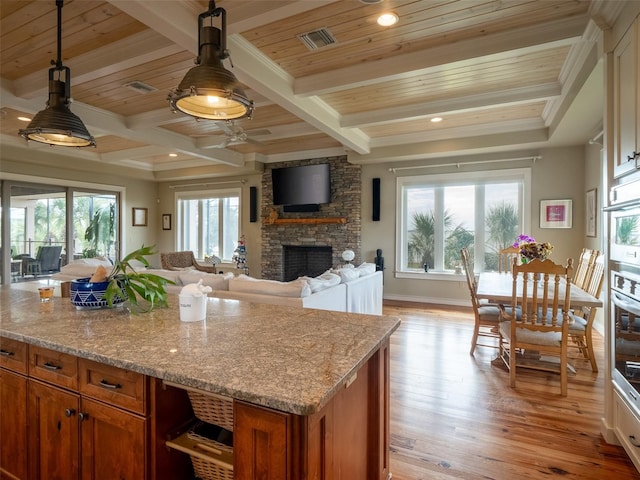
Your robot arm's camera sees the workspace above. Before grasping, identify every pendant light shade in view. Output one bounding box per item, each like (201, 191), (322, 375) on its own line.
(168, 1), (254, 121)
(19, 1), (95, 147)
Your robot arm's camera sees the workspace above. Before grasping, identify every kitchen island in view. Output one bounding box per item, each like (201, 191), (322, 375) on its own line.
(0, 286), (400, 479)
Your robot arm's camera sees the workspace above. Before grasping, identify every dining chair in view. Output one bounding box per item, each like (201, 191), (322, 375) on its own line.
(568, 251), (604, 372)
(498, 257), (574, 396)
(461, 247), (501, 355)
(572, 248), (598, 290)
(498, 245), (520, 273)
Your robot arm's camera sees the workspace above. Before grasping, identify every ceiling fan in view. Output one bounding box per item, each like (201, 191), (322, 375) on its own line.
(193, 122), (271, 148)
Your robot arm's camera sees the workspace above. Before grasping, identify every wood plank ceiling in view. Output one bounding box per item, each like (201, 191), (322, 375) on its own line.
(0, 0), (621, 180)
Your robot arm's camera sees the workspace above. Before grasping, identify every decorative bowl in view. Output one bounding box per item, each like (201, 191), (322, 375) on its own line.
(70, 277), (127, 309)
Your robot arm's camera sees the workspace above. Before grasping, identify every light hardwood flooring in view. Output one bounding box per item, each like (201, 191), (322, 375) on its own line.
(384, 301), (640, 480)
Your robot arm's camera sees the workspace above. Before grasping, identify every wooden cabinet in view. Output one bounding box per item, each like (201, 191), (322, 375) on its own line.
(234, 338), (390, 480)
(25, 348), (149, 480)
(613, 16), (640, 179)
(1, 337), (29, 479)
(0, 369), (28, 479)
(80, 397), (147, 480)
(28, 379), (80, 479)
(613, 388), (640, 471)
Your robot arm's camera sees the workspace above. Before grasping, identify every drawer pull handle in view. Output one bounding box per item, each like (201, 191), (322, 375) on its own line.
(65, 408), (76, 418)
(195, 442), (223, 456)
(79, 412), (89, 422)
(0, 349), (15, 357)
(99, 379), (122, 390)
(630, 435), (640, 448)
(43, 362), (61, 371)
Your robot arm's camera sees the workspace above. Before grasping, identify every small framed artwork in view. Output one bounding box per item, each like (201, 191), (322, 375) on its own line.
(540, 199), (573, 229)
(586, 189), (597, 237)
(132, 207), (148, 227)
(162, 214), (172, 231)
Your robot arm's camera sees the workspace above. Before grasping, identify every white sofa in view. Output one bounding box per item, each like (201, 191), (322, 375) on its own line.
(52, 259), (382, 315)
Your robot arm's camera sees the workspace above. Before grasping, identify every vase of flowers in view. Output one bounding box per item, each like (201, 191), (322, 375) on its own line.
(513, 234), (553, 263)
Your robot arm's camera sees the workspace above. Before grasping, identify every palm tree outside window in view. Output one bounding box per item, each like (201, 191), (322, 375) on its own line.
(398, 168), (530, 274)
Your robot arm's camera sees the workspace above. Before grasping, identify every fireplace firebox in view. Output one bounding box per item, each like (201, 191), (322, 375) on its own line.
(282, 245), (332, 281)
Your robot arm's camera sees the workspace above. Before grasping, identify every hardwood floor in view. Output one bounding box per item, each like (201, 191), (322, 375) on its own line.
(384, 301), (640, 480)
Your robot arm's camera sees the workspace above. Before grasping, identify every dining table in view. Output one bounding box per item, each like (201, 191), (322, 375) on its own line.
(476, 271), (603, 308)
(477, 271), (603, 375)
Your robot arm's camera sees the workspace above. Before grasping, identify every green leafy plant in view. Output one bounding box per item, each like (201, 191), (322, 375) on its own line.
(104, 245), (174, 313)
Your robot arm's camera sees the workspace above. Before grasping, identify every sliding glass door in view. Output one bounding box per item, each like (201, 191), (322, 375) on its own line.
(0, 181), (120, 284)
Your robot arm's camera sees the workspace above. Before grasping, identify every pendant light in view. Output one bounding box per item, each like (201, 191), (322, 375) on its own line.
(19, 0), (95, 147)
(168, 0), (254, 121)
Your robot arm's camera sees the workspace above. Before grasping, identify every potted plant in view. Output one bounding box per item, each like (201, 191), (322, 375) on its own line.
(70, 245), (174, 313)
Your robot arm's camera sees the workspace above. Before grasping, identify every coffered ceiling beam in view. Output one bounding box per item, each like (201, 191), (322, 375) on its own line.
(348, 129), (549, 165)
(370, 119), (547, 148)
(109, 0), (371, 155)
(342, 83), (562, 128)
(294, 15), (588, 97)
(13, 30), (183, 99)
(0, 82), (245, 167)
(228, 34), (370, 154)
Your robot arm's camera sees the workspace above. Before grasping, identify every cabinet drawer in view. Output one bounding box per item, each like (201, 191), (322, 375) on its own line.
(0, 337), (28, 374)
(79, 358), (147, 414)
(614, 390), (640, 468)
(29, 345), (78, 390)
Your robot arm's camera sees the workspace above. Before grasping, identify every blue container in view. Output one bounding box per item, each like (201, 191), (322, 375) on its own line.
(70, 277), (126, 309)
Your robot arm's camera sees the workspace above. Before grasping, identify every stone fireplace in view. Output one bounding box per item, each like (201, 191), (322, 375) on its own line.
(282, 245), (333, 281)
(260, 156), (361, 280)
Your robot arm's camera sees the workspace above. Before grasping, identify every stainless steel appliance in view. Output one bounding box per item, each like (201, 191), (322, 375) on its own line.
(611, 269), (640, 415)
(608, 178), (640, 416)
(609, 179), (640, 267)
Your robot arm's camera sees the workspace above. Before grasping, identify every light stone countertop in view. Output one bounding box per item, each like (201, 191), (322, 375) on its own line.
(0, 286), (400, 415)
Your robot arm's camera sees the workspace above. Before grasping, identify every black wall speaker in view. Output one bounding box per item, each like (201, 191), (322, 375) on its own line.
(249, 186), (258, 222)
(372, 177), (381, 221)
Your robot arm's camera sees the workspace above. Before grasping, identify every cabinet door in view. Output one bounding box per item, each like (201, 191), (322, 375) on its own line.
(614, 19), (640, 178)
(80, 397), (147, 480)
(1, 369), (28, 479)
(28, 379), (80, 479)
(235, 401), (292, 479)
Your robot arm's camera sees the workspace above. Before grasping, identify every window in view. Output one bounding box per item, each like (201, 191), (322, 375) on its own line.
(176, 189), (240, 261)
(396, 168), (530, 275)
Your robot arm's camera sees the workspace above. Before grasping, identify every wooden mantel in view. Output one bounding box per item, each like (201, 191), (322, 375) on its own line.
(264, 208), (346, 225)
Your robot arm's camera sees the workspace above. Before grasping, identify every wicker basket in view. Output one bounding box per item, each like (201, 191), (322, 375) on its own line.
(187, 421), (233, 455)
(187, 390), (234, 432)
(166, 430), (233, 480)
(191, 454), (234, 480)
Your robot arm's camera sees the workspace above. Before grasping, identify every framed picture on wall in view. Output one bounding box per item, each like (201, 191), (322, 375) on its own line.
(162, 214), (172, 231)
(586, 189), (597, 237)
(132, 207), (148, 227)
(540, 199), (572, 229)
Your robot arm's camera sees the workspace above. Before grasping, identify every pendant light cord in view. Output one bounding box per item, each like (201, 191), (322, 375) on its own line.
(54, 0), (63, 69)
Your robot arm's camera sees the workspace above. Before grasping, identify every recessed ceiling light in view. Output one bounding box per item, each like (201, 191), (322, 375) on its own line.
(377, 12), (398, 27)
(169, 153), (178, 157)
(431, 117), (443, 123)
(17, 116), (31, 122)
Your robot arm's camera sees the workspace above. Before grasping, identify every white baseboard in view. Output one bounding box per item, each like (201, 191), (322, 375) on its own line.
(383, 293), (469, 307)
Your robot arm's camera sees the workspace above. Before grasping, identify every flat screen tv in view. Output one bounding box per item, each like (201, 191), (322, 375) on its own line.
(272, 163), (331, 207)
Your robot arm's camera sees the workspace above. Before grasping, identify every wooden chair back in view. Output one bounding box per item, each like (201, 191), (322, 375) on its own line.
(573, 248), (598, 290)
(498, 246), (520, 273)
(501, 257), (574, 395)
(460, 247), (477, 297)
(583, 252), (604, 298)
(510, 258), (573, 327)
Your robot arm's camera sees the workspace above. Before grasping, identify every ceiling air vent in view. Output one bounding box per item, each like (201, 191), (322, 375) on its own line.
(123, 81), (157, 94)
(297, 28), (336, 51)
